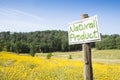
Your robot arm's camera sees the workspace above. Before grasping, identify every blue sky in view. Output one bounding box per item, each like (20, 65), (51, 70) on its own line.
(0, 0), (120, 34)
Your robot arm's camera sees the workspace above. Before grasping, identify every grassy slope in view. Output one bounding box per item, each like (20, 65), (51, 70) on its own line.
(36, 49), (120, 63)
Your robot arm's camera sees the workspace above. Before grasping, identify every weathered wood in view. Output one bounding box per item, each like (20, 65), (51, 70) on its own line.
(81, 14), (93, 80)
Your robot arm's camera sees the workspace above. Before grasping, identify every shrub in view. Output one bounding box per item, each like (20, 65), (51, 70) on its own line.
(68, 54), (72, 59)
(30, 49), (36, 57)
(46, 53), (52, 59)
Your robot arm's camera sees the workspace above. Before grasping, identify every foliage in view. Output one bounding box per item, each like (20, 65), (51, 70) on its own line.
(30, 49), (36, 57)
(68, 54), (72, 59)
(0, 31), (120, 54)
(30, 45), (36, 57)
(46, 53), (52, 59)
(0, 31), (82, 54)
(0, 51), (120, 80)
(96, 34), (120, 50)
(116, 37), (120, 49)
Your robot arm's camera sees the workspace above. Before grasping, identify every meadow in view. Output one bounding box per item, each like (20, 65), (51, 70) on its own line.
(0, 50), (120, 80)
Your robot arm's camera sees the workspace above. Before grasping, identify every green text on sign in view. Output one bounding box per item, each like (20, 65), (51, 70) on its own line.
(68, 15), (101, 45)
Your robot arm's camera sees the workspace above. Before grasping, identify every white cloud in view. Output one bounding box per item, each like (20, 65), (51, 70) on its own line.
(0, 8), (47, 32)
(0, 8), (68, 32)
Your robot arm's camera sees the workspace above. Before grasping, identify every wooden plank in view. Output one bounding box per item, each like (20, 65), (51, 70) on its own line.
(81, 14), (93, 80)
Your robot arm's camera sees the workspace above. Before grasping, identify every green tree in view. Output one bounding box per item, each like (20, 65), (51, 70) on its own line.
(46, 53), (52, 59)
(116, 37), (120, 49)
(30, 44), (36, 57)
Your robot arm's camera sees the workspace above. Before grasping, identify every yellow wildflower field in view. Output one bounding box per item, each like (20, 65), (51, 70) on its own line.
(0, 51), (120, 80)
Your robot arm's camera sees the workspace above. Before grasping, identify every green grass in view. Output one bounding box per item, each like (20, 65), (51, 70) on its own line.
(92, 49), (120, 59)
(36, 49), (120, 59)
(35, 49), (120, 63)
(36, 51), (82, 59)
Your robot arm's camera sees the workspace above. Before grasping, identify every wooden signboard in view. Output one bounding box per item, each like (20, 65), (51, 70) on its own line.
(68, 15), (101, 45)
(68, 14), (101, 80)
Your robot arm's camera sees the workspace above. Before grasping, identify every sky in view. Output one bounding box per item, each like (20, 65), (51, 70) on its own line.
(0, 0), (120, 34)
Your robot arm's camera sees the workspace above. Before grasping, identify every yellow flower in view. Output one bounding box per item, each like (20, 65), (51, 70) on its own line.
(0, 51), (120, 80)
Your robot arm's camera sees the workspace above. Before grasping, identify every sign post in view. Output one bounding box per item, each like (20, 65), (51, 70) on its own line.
(81, 14), (93, 80)
(68, 14), (101, 80)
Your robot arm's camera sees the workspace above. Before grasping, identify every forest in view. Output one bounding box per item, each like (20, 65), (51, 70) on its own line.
(0, 30), (120, 55)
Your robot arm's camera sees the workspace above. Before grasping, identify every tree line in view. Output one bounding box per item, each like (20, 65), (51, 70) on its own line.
(96, 34), (120, 50)
(0, 30), (120, 55)
(0, 30), (82, 54)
